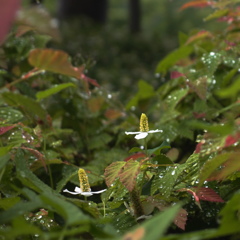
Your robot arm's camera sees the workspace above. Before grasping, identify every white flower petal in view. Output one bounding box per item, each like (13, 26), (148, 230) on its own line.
(125, 131), (141, 135)
(74, 187), (83, 193)
(63, 189), (81, 195)
(81, 192), (94, 196)
(148, 129), (163, 133)
(91, 189), (107, 194)
(135, 132), (148, 139)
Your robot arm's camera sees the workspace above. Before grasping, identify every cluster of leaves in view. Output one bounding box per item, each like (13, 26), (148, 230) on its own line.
(0, 0), (240, 239)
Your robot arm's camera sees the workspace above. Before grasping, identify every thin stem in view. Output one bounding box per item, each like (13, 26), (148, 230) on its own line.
(43, 136), (54, 189)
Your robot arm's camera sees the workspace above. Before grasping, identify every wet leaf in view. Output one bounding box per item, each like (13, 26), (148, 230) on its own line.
(104, 161), (126, 187)
(174, 208), (188, 230)
(119, 160), (141, 191)
(156, 45), (193, 75)
(36, 83), (76, 100)
(28, 48), (83, 78)
(0, 125), (15, 135)
(199, 152), (240, 186)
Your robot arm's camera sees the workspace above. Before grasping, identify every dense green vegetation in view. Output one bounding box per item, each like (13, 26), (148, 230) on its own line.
(0, 0), (240, 239)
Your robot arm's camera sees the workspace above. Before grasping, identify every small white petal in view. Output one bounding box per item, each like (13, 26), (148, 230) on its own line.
(74, 187), (83, 193)
(125, 131), (141, 135)
(63, 189), (81, 195)
(91, 189), (107, 194)
(81, 192), (94, 197)
(148, 129), (163, 133)
(135, 132), (148, 139)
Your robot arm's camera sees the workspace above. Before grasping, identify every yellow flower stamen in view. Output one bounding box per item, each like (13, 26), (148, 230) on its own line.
(78, 168), (91, 192)
(139, 113), (149, 132)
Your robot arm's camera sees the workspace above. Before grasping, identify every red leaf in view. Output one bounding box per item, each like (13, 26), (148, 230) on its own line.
(180, 0), (212, 10)
(104, 161), (126, 187)
(174, 208), (188, 230)
(119, 160), (141, 191)
(225, 133), (240, 147)
(193, 187), (225, 203)
(28, 49), (99, 87)
(0, 125), (16, 135)
(186, 30), (213, 44)
(170, 71), (185, 79)
(124, 152), (146, 162)
(0, 0), (20, 44)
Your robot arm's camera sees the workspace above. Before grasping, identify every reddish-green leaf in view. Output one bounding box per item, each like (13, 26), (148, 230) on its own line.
(186, 30), (213, 44)
(174, 208), (188, 230)
(193, 187), (224, 203)
(104, 161), (126, 187)
(180, 0), (212, 10)
(119, 160), (141, 191)
(28, 48), (83, 78)
(207, 155), (240, 181)
(0, 125), (15, 135)
(199, 152), (240, 186)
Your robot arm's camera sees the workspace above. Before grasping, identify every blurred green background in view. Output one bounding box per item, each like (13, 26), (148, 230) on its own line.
(21, 0), (218, 98)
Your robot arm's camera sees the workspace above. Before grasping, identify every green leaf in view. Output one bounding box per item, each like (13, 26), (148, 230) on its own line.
(204, 9), (229, 21)
(151, 165), (185, 197)
(28, 48), (83, 78)
(119, 160), (140, 191)
(126, 80), (155, 109)
(0, 107), (24, 123)
(0, 196), (21, 210)
(56, 165), (78, 193)
(214, 192), (240, 236)
(121, 203), (182, 240)
(189, 120), (233, 136)
(0, 147), (12, 158)
(104, 161), (126, 187)
(215, 77), (240, 99)
(147, 141), (171, 156)
(0, 216), (42, 238)
(36, 83), (76, 100)
(156, 45), (193, 75)
(199, 152), (239, 187)
(129, 147), (143, 153)
(2, 93), (47, 122)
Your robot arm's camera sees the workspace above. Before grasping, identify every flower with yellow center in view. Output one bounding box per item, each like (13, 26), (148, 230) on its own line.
(63, 168), (106, 197)
(125, 113), (163, 139)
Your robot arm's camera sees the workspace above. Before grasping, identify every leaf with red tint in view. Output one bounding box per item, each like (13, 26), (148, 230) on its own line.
(0, 0), (20, 44)
(104, 109), (124, 121)
(194, 141), (203, 153)
(193, 187), (225, 203)
(28, 49), (99, 87)
(207, 155), (240, 181)
(19, 146), (47, 173)
(80, 73), (99, 87)
(119, 160), (140, 191)
(187, 76), (207, 100)
(180, 0), (212, 10)
(193, 112), (206, 119)
(186, 30), (213, 44)
(124, 152), (146, 162)
(104, 161), (126, 187)
(87, 97), (104, 113)
(170, 71), (185, 79)
(178, 188), (201, 208)
(123, 227), (145, 240)
(0, 125), (16, 135)
(174, 208), (188, 230)
(225, 133), (240, 147)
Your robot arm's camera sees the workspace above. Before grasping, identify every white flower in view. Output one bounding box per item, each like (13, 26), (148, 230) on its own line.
(63, 187), (106, 197)
(125, 129), (163, 140)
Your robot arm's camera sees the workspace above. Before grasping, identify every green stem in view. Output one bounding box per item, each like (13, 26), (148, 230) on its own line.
(43, 136), (54, 189)
(129, 186), (144, 219)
